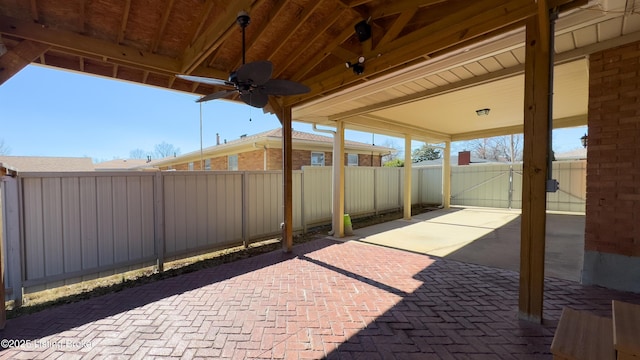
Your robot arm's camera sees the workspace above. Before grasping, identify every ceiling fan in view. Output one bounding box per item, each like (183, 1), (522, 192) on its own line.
(177, 11), (310, 108)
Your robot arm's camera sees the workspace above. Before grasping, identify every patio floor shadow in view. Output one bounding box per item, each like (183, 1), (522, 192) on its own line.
(0, 237), (637, 359)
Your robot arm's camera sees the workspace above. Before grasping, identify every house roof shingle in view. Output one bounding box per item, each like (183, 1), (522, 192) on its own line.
(0, 156), (95, 172)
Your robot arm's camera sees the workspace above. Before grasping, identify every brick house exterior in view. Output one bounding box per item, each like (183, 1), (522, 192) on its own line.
(153, 128), (393, 171)
(582, 40), (640, 292)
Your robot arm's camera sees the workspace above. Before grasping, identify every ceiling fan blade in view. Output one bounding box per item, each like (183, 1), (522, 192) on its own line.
(176, 74), (232, 87)
(260, 79), (310, 96)
(196, 90), (235, 103)
(236, 61), (273, 86)
(240, 92), (269, 108)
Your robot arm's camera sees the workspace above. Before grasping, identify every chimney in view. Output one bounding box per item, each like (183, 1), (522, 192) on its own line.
(146, 155), (151, 163)
(216, 133), (220, 145)
(458, 151), (471, 166)
(240, 134), (247, 139)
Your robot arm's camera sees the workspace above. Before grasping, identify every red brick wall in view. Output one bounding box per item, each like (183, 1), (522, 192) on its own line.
(585, 41), (640, 257)
(159, 150), (383, 171)
(239, 150), (264, 170)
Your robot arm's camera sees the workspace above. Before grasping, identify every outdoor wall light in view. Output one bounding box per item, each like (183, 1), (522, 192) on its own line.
(346, 56), (365, 75)
(354, 19), (372, 42)
(580, 133), (588, 148)
(475, 108), (490, 116)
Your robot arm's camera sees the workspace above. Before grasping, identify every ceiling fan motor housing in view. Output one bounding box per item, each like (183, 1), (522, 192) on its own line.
(237, 11), (250, 28)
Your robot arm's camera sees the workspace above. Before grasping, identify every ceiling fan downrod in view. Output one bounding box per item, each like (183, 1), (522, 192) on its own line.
(237, 11), (251, 65)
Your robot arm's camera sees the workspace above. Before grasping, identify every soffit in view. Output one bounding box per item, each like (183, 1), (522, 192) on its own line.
(292, 0), (640, 142)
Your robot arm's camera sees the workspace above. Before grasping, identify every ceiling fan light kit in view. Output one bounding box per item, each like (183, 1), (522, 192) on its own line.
(345, 56), (365, 75)
(176, 11), (310, 108)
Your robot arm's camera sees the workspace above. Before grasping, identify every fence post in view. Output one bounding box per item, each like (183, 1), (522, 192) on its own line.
(242, 172), (249, 248)
(509, 165), (514, 210)
(373, 167), (378, 215)
(154, 172), (165, 272)
(2, 176), (22, 307)
(300, 171), (307, 234)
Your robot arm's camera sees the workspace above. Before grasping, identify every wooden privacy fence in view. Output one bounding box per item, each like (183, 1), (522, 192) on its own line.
(1, 161), (585, 304)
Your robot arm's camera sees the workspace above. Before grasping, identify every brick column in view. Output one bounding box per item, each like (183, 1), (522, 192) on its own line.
(582, 41), (640, 292)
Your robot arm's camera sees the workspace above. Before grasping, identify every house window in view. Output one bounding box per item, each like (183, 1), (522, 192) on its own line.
(311, 152), (325, 166)
(188, 162), (194, 171)
(205, 158), (211, 170)
(347, 154), (359, 166)
(228, 154), (238, 170)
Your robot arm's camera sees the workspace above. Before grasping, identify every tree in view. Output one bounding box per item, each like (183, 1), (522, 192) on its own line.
(154, 141), (180, 158)
(129, 148), (148, 159)
(0, 138), (11, 155)
(383, 159), (404, 167)
(411, 144), (441, 162)
(380, 139), (401, 163)
(461, 134), (523, 162)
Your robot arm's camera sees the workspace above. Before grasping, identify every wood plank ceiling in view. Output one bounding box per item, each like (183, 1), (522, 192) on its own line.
(1, 0), (623, 141)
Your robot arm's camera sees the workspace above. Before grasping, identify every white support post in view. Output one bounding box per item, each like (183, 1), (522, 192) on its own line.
(332, 121), (345, 237)
(404, 135), (412, 220)
(443, 141), (451, 208)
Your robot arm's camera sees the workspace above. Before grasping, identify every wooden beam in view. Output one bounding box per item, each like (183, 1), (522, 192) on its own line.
(180, 0), (252, 73)
(0, 14), (181, 74)
(232, 0), (288, 70)
(344, 114), (450, 142)
(375, 8), (417, 51)
(265, 1), (324, 66)
(30, 0), (39, 22)
(519, 3), (551, 323)
(273, 6), (349, 79)
(78, 0), (86, 34)
(289, 0), (538, 104)
(117, 0), (131, 44)
(330, 63), (526, 121)
(151, 0), (175, 53)
(0, 40), (50, 85)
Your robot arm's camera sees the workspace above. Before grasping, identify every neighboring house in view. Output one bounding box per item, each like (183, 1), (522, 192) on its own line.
(555, 148), (587, 161)
(0, 156), (94, 172)
(94, 158), (153, 171)
(152, 128), (395, 171)
(413, 152), (491, 167)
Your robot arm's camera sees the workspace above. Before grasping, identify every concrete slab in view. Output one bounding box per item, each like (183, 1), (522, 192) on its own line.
(352, 207), (585, 282)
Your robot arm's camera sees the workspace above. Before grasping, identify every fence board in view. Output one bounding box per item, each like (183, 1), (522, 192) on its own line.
(345, 167), (375, 216)
(42, 178), (63, 277)
(23, 178), (44, 281)
(375, 167), (401, 211)
(8, 162), (586, 297)
(61, 177), (82, 273)
(79, 177), (98, 270)
(96, 177), (114, 267)
(302, 167), (331, 224)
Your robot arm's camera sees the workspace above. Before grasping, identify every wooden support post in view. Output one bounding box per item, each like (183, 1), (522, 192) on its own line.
(519, 4), (551, 323)
(442, 141), (451, 208)
(0, 40), (49, 85)
(0, 174), (6, 329)
(282, 106), (294, 252)
(403, 135), (412, 220)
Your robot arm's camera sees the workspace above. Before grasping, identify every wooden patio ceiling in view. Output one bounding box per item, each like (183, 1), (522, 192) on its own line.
(0, 0), (590, 133)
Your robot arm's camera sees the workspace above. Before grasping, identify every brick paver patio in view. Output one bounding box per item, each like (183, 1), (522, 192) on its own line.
(1, 238), (639, 359)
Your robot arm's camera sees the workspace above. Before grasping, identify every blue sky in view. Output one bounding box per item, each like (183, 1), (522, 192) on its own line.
(0, 65), (586, 162)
